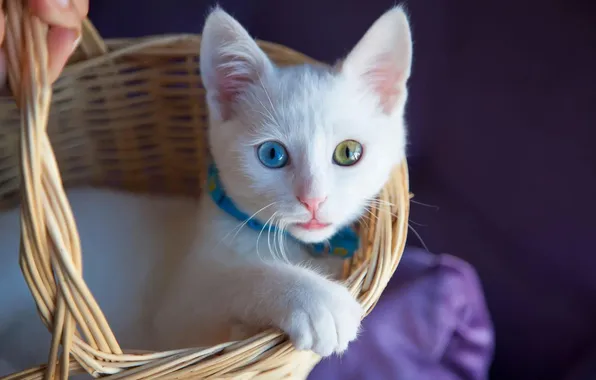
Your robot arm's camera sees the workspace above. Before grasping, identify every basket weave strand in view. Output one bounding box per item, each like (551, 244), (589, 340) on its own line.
(4, 1), (123, 378)
(1, 4), (410, 379)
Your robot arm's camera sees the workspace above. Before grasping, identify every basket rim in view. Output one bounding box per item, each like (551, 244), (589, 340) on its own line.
(62, 34), (320, 77)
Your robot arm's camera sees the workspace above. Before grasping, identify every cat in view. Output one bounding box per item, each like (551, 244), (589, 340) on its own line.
(0, 5), (412, 376)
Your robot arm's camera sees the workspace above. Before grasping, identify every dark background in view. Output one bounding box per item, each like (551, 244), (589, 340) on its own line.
(88, 1), (596, 379)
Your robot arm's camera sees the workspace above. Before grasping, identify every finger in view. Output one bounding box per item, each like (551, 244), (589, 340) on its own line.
(72, 0), (89, 17)
(0, 0), (5, 43)
(29, 0), (83, 29)
(47, 26), (80, 83)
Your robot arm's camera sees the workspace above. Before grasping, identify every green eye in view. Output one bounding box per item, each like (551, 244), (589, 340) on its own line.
(333, 140), (363, 166)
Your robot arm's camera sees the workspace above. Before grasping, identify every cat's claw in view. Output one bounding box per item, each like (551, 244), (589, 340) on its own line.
(278, 280), (364, 357)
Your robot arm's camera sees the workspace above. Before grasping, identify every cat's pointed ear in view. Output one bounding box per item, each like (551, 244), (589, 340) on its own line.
(200, 7), (273, 120)
(340, 6), (413, 114)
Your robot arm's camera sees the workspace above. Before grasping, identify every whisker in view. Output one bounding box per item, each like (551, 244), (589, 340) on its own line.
(358, 214), (372, 230)
(408, 219), (426, 227)
(281, 221), (290, 262)
(367, 201), (401, 220)
(365, 207), (380, 222)
(252, 109), (277, 125)
(368, 199), (396, 206)
(358, 215), (370, 229)
(258, 74), (283, 126)
(275, 219), (282, 261)
(276, 219), (289, 263)
(408, 223), (430, 252)
(271, 217), (281, 261)
(410, 199), (440, 210)
(366, 198), (429, 242)
(222, 201), (279, 243)
(256, 211), (277, 261)
(268, 213), (280, 261)
(254, 97), (278, 126)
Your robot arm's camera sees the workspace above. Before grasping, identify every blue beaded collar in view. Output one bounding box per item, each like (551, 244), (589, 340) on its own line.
(206, 164), (359, 259)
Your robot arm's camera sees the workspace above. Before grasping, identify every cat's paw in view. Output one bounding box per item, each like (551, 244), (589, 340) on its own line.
(277, 279), (364, 357)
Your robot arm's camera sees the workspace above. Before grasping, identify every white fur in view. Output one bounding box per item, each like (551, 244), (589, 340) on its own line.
(0, 6), (412, 376)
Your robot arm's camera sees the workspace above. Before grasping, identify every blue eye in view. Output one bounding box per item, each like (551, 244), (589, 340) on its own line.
(257, 141), (289, 168)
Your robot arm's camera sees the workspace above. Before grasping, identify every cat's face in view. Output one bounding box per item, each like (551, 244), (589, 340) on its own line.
(201, 7), (412, 243)
(208, 66), (406, 243)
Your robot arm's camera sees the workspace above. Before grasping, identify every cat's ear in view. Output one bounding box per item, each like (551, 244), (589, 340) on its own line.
(200, 7), (273, 120)
(340, 6), (413, 114)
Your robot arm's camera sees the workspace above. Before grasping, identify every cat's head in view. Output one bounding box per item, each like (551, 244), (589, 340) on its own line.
(200, 6), (412, 243)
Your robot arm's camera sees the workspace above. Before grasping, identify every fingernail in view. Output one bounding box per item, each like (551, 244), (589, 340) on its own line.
(56, 0), (70, 8)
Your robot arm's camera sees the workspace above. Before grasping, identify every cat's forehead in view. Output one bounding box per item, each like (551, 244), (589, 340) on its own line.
(275, 64), (334, 93)
(271, 65), (336, 114)
(254, 65), (370, 138)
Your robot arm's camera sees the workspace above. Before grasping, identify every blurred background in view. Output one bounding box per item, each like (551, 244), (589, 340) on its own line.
(88, 1), (596, 379)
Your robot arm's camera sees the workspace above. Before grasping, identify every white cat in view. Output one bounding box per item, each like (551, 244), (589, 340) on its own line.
(0, 6), (412, 376)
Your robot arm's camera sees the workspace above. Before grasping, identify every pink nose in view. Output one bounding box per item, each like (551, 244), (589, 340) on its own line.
(297, 196), (327, 214)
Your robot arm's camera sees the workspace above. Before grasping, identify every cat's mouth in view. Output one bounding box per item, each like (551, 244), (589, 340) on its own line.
(294, 220), (331, 231)
(289, 219), (336, 243)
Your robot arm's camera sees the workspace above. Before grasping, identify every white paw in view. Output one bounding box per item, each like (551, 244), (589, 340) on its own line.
(277, 279), (364, 357)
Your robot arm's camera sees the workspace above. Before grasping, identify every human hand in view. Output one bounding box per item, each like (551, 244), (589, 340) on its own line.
(0, 0), (89, 88)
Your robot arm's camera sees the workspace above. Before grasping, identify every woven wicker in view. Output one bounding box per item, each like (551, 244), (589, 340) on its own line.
(0, 2), (410, 379)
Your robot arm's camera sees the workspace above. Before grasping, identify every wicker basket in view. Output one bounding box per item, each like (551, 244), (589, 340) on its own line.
(0, 2), (410, 379)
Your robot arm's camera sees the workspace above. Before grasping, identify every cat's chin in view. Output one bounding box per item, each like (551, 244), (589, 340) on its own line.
(288, 224), (337, 244)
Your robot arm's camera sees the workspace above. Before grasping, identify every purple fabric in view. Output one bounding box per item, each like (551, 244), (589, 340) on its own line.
(88, 1), (596, 379)
(309, 247), (493, 380)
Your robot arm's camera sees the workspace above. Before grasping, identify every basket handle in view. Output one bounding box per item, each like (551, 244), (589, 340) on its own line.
(4, 1), (121, 379)
(78, 18), (108, 59)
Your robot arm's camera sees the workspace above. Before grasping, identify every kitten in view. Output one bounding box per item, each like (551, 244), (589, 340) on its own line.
(0, 6), (412, 376)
